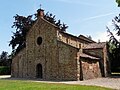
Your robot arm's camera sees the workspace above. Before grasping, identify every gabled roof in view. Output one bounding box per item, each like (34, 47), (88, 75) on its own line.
(78, 35), (96, 43)
(83, 42), (106, 49)
(79, 53), (100, 60)
(37, 10), (96, 44)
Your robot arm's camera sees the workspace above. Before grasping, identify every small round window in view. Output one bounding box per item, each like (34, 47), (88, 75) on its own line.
(37, 37), (42, 45)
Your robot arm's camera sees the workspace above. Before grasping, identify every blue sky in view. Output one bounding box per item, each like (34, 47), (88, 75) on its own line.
(0, 0), (119, 53)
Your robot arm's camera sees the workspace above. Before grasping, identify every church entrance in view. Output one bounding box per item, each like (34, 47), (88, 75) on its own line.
(36, 64), (43, 78)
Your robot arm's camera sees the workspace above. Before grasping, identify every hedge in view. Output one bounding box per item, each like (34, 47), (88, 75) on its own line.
(0, 66), (11, 75)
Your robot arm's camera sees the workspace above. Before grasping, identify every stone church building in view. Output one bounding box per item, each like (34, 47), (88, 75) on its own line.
(11, 9), (110, 81)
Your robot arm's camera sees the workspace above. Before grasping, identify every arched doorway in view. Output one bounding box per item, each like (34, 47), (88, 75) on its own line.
(36, 64), (43, 78)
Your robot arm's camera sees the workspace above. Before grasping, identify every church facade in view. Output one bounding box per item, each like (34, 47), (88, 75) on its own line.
(11, 9), (110, 81)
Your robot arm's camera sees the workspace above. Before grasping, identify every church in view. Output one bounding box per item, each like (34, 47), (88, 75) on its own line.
(11, 9), (111, 81)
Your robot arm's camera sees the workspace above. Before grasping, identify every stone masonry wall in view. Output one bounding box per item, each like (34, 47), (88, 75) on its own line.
(12, 15), (107, 81)
(58, 33), (88, 49)
(12, 17), (80, 80)
(103, 45), (111, 76)
(83, 48), (108, 77)
(58, 41), (79, 81)
(83, 49), (103, 58)
(80, 58), (101, 80)
(26, 18), (59, 80)
(11, 48), (26, 78)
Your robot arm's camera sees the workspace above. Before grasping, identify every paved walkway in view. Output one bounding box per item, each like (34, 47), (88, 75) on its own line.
(0, 75), (11, 79)
(0, 75), (120, 90)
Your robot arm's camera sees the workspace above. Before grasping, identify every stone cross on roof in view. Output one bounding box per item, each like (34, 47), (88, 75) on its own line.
(40, 4), (42, 9)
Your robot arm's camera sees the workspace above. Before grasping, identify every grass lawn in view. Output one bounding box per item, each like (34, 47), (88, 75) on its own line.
(0, 80), (112, 90)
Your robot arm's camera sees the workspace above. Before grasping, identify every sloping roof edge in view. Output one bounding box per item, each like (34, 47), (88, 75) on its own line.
(38, 17), (96, 44)
(79, 53), (100, 60)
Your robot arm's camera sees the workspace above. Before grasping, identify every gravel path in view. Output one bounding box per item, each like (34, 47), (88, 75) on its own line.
(60, 78), (120, 90)
(0, 75), (120, 90)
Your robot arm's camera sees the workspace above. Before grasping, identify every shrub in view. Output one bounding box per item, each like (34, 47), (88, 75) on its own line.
(0, 66), (11, 75)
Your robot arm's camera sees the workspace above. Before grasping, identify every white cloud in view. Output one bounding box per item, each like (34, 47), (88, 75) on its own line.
(83, 13), (114, 21)
(74, 12), (115, 24)
(93, 32), (109, 42)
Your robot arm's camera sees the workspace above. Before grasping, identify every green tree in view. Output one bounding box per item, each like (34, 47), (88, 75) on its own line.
(0, 51), (11, 66)
(116, 0), (120, 6)
(106, 14), (120, 72)
(9, 14), (35, 55)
